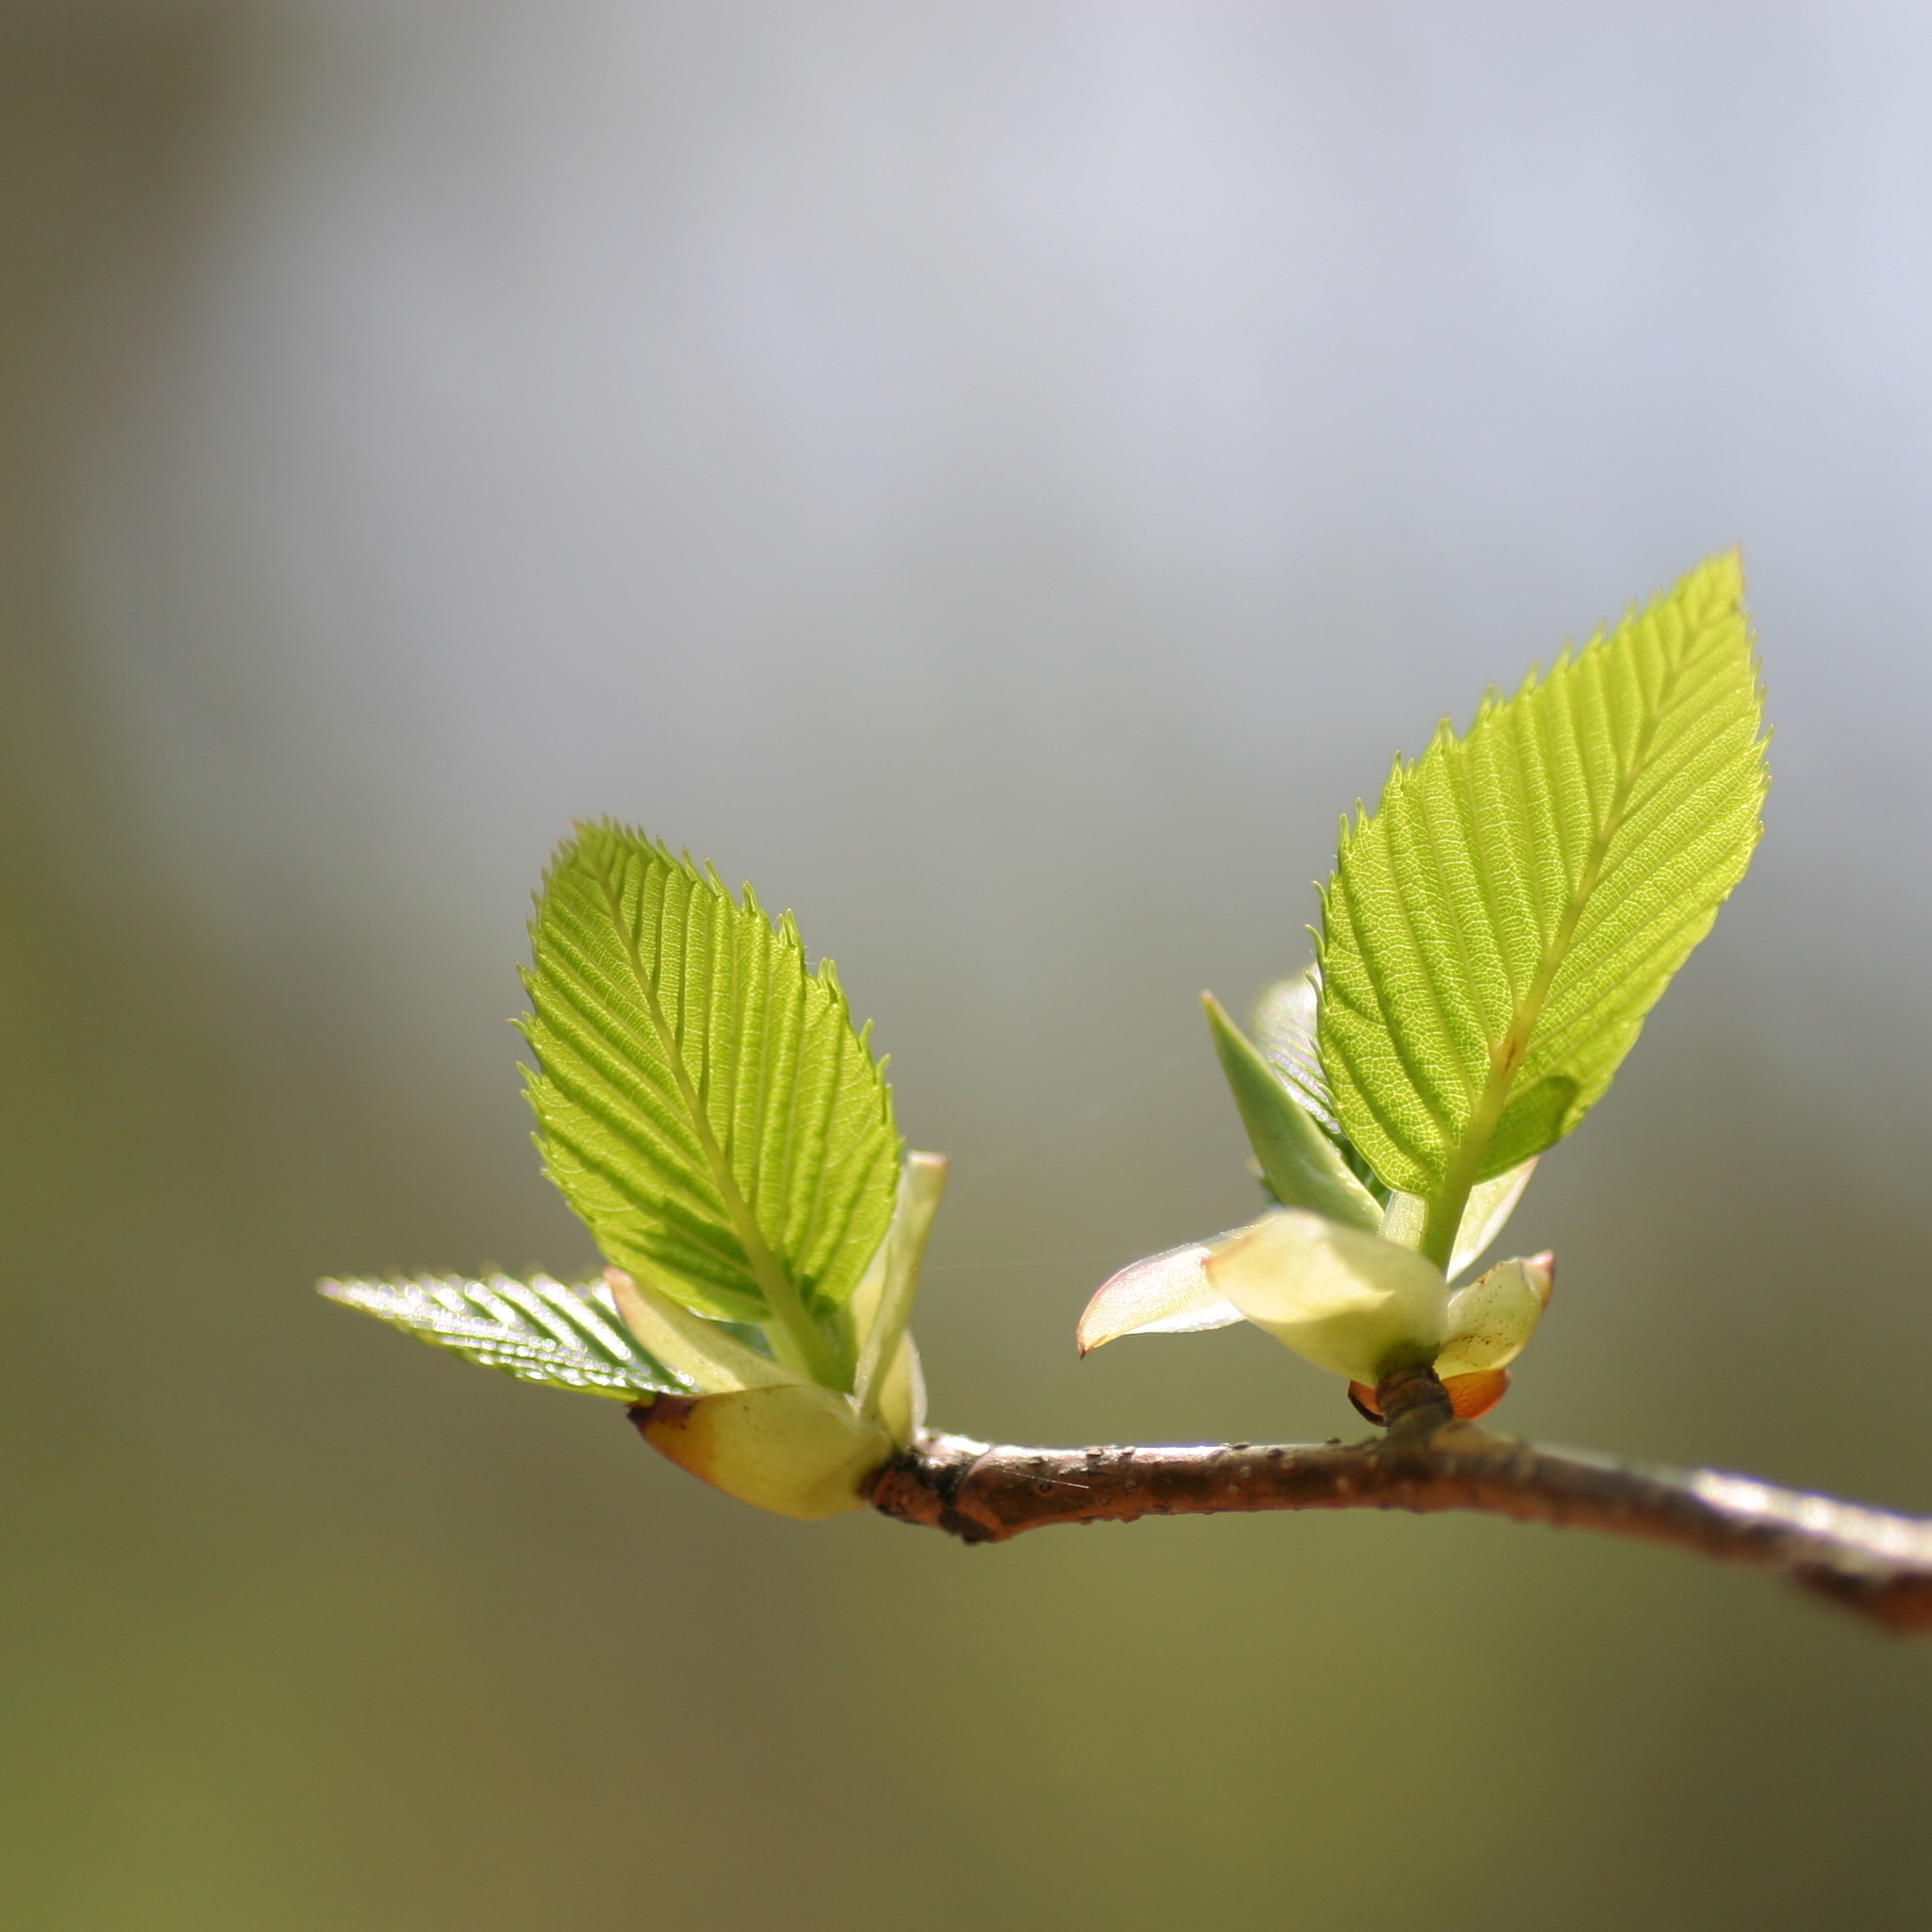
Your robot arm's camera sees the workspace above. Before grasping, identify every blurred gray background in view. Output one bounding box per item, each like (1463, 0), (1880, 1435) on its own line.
(6, 5), (1932, 1927)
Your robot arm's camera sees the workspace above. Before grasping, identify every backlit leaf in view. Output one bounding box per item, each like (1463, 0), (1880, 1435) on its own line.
(1317, 555), (1767, 1258)
(320, 1274), (689, 1398)
(1202, 992), (1380, 1230)
(520, 824), (900, 1385)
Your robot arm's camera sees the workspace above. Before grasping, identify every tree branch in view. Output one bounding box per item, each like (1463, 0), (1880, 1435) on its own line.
(867, 1400), (1932, 1634)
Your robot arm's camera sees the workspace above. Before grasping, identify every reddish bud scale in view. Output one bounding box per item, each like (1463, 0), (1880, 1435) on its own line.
(1347, 1368), (1511, 1425)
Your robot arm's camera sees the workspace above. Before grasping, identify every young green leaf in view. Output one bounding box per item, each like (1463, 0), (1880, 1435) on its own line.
(1251, 968), (1389, 1203)
(320, 1274), (691, 1398)
(851, 1152), (948, 1424)
(1252, 969), (1336, 1130)
(1202, 992), (1380, 1230)
(520, 824), (901, 1386)
(1318, 554), (1768, 1266)
(1248, 972), (1533, 1269)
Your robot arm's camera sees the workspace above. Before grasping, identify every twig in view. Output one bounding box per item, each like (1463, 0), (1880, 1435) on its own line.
(867, 1380), (1932, 1634)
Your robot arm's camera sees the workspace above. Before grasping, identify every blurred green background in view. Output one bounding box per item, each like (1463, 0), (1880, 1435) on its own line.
(6, 5), (1932, 1927)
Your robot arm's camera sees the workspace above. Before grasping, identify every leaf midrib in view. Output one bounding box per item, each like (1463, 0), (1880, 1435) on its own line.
(584, 840), (841, 1385)
(1417, 636), (1693, 1266)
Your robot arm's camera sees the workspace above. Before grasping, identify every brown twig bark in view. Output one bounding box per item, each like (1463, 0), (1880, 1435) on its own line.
(867, 1373), (1932, 1634)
